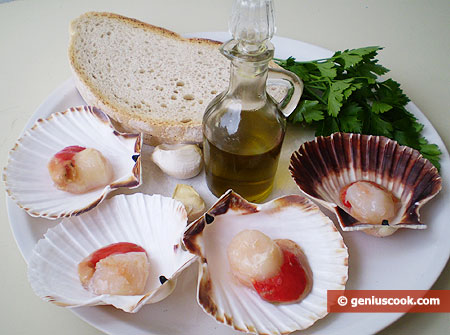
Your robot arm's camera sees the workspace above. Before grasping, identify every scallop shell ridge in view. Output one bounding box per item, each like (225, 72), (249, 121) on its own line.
(183, 190), (348, 334)
(3, 106), (142, 219)
(289, 133), (442, 233)
(27, 193), (196, 313)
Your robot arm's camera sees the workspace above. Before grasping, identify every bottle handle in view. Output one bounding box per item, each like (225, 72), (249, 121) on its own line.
(267, 67), (303, 118)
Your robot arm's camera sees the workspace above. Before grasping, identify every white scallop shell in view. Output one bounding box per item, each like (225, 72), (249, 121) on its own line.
(27, 193), (196, 313)
(183, 190), (348, 334)
(3, 106), (142, 219)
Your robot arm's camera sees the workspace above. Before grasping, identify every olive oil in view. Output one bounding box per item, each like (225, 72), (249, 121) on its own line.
(203, 103), (285, 203)
(204, 136), (283, 203)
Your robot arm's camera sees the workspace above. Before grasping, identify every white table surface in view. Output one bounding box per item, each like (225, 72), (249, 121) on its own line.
(1, 0), (449, 334)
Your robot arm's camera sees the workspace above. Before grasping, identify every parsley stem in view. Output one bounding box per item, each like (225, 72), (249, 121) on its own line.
(274, 57), (332, 64)
(304, 86), (327, 105)
(307, 79), (329, 84)
(306, 85), (327, 90)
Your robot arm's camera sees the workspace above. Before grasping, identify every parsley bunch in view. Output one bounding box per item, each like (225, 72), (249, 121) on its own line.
(276, 46), (441, 169)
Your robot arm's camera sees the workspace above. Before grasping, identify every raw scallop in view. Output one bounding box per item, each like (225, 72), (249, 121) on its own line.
(27, 193), (196, 313)
(3, 106), (142, 219)
(290, 133), (442, 236)
(183, 190), (348, 334)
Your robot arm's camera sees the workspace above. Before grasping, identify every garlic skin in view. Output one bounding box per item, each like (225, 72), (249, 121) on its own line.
(172, 184), (206, 222)
(152, 144), (203, 179)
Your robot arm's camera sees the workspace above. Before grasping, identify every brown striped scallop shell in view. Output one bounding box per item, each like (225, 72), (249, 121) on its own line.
(289, 133), (442, 237)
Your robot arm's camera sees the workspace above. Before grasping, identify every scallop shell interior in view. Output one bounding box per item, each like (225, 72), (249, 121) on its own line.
(27, 193), (196, 313)
(290, 133), (442, 234)
(3, 106), (142, 219)
(183, 190), (348, 335)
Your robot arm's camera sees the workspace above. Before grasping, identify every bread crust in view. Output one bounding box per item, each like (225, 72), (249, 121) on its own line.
(69, 11), (223, 47)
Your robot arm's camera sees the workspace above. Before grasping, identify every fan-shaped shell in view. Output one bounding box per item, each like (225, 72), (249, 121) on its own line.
(3, 106), (142, 219)
(289, 133), (442, 236)
(183, 190), (348, 334)
(27, 193), (196, 313)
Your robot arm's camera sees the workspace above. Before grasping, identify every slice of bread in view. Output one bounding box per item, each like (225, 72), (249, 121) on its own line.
(69, 12), (284, 145)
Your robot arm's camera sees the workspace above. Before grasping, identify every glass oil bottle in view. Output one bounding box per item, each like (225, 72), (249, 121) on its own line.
(203, 0), (302, 202)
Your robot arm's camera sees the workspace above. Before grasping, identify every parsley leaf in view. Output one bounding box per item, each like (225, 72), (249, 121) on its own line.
(315, 117), (340, 137)
(339, 103), (363, 133)
(333, 46), (380, 69)
(372, 101), (393, 114)
(289, 100), (325, 123)
(376, 79), (410, 107)
(328, 80), (353, 117)
(315, 61), (336, 78)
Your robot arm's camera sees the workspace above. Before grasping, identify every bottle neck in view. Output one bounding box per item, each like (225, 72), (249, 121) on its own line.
(227, 58), (269, 102)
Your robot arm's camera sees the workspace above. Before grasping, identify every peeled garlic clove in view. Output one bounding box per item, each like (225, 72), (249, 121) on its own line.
(152, 144), (203, 179)
(172, 184), (206, 222)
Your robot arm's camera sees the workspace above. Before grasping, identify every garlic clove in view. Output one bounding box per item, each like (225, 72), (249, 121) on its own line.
(151, 144), (203, 179)
(172, 184), (206, 222)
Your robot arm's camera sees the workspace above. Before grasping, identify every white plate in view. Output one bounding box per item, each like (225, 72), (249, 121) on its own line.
(7, 32), (450, 335)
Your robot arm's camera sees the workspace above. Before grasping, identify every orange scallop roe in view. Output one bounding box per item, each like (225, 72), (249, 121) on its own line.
(54, 145), (85, 161)
(87, 242), (146, 268)
(252, 248), (308, 303)
(227, 230), (311, 304)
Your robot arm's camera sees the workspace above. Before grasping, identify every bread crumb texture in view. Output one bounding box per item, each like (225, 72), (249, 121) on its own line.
(70, 12), (229, 126)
